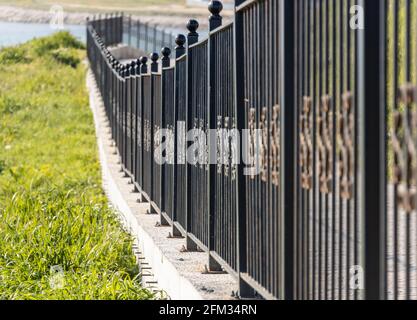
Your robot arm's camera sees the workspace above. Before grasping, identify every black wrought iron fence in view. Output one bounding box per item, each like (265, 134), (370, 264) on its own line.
(383, 0), (417, 301)
(187, 30), (210, 251)
(209, 21), (237, 275)
(87, 0), (416, 300)
(292, 0), (361, 301)
(88, 13), (123, 46)
(122, 15), (176, 53)
(234, 0), (285, 300)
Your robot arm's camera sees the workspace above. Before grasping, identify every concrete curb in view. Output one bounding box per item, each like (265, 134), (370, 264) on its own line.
(86, 68), (237, 300)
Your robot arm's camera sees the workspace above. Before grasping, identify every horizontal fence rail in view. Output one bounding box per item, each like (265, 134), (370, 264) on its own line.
(87, 0), (415, 300)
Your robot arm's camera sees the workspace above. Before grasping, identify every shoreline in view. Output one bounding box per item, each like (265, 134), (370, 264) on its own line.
(0, 5), (88, 25)
(0, 5), (229, 30)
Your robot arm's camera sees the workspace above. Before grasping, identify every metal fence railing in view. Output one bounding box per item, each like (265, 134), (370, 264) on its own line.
(293, 0), (360, 301)
(210, 22), (237, 275)
(87, 12), (176, 52)
(187, 30), (210, 251)
(123, 15), (177, 53)
(87, 0), (417, 300)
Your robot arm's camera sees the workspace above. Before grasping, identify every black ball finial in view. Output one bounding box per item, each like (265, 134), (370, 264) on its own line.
(150, 52), (159, 63)
(150, 52), (159, 72)
(208, 0), (223, 16)
(161, 47), (171, 58)
(129, 61), (136, 76)
(140, 56), (148, 65)
(208, 0), (223, 31)
(175, 34), (186, 58)
(135, 59), (141, 75)
(175, 34), (186, 47)
(139, 56), (148, 74)
(187, 19), (199, 33)
(120, 65), (126, 77)
(161, 47), (171, 68)
(187, 19), (199, 45)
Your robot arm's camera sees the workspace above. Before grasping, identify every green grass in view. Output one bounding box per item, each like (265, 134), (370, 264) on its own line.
(0, 32), (154, 300)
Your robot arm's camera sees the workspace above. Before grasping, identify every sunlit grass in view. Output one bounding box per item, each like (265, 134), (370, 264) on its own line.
(0, 32), (153, 300)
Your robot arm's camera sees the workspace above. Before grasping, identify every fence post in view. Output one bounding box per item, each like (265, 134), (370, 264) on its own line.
(151, 53), (159, 73)
(133, 58), (143, 200)
(110, 58), (117, 143)
(187, 20), (199, 46)
(206, 1), (223, 272)
(147, 53), (159, 213)
(209, 0), (222, 30)
(185, 20), (200, 251)
(127, 61), (136, 175)
(233, 0), (254, 299)
(161, 47), (171, 68)
(173, 34), (187, 238)
(160, 46), (172, 225)
(139, 56), (149, 199)
(140, 56), (148, 74)
(175, 35), (186, 58)
(280, 0), (295, 300)
(121, 64), (127, 172)
(360, 0), (386, 300)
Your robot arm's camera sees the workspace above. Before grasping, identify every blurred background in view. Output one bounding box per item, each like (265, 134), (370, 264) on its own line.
(0, 0), (233, 47)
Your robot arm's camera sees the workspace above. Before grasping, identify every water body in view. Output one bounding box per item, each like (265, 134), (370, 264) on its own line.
(0, 21), (85, 48)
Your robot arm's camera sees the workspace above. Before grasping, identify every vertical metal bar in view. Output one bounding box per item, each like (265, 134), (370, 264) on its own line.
(234, 0), (252, 298)
(404, 0), (411, 300)
(281, 0), (295, 300)
(185, 20), (199, 248)
(174, 34), (186, 230)
(360, 0), (385, 300)
(208, 2), (223, 269)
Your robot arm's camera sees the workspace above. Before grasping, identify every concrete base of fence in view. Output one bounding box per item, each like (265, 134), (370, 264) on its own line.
(86, 68), (237, 300)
